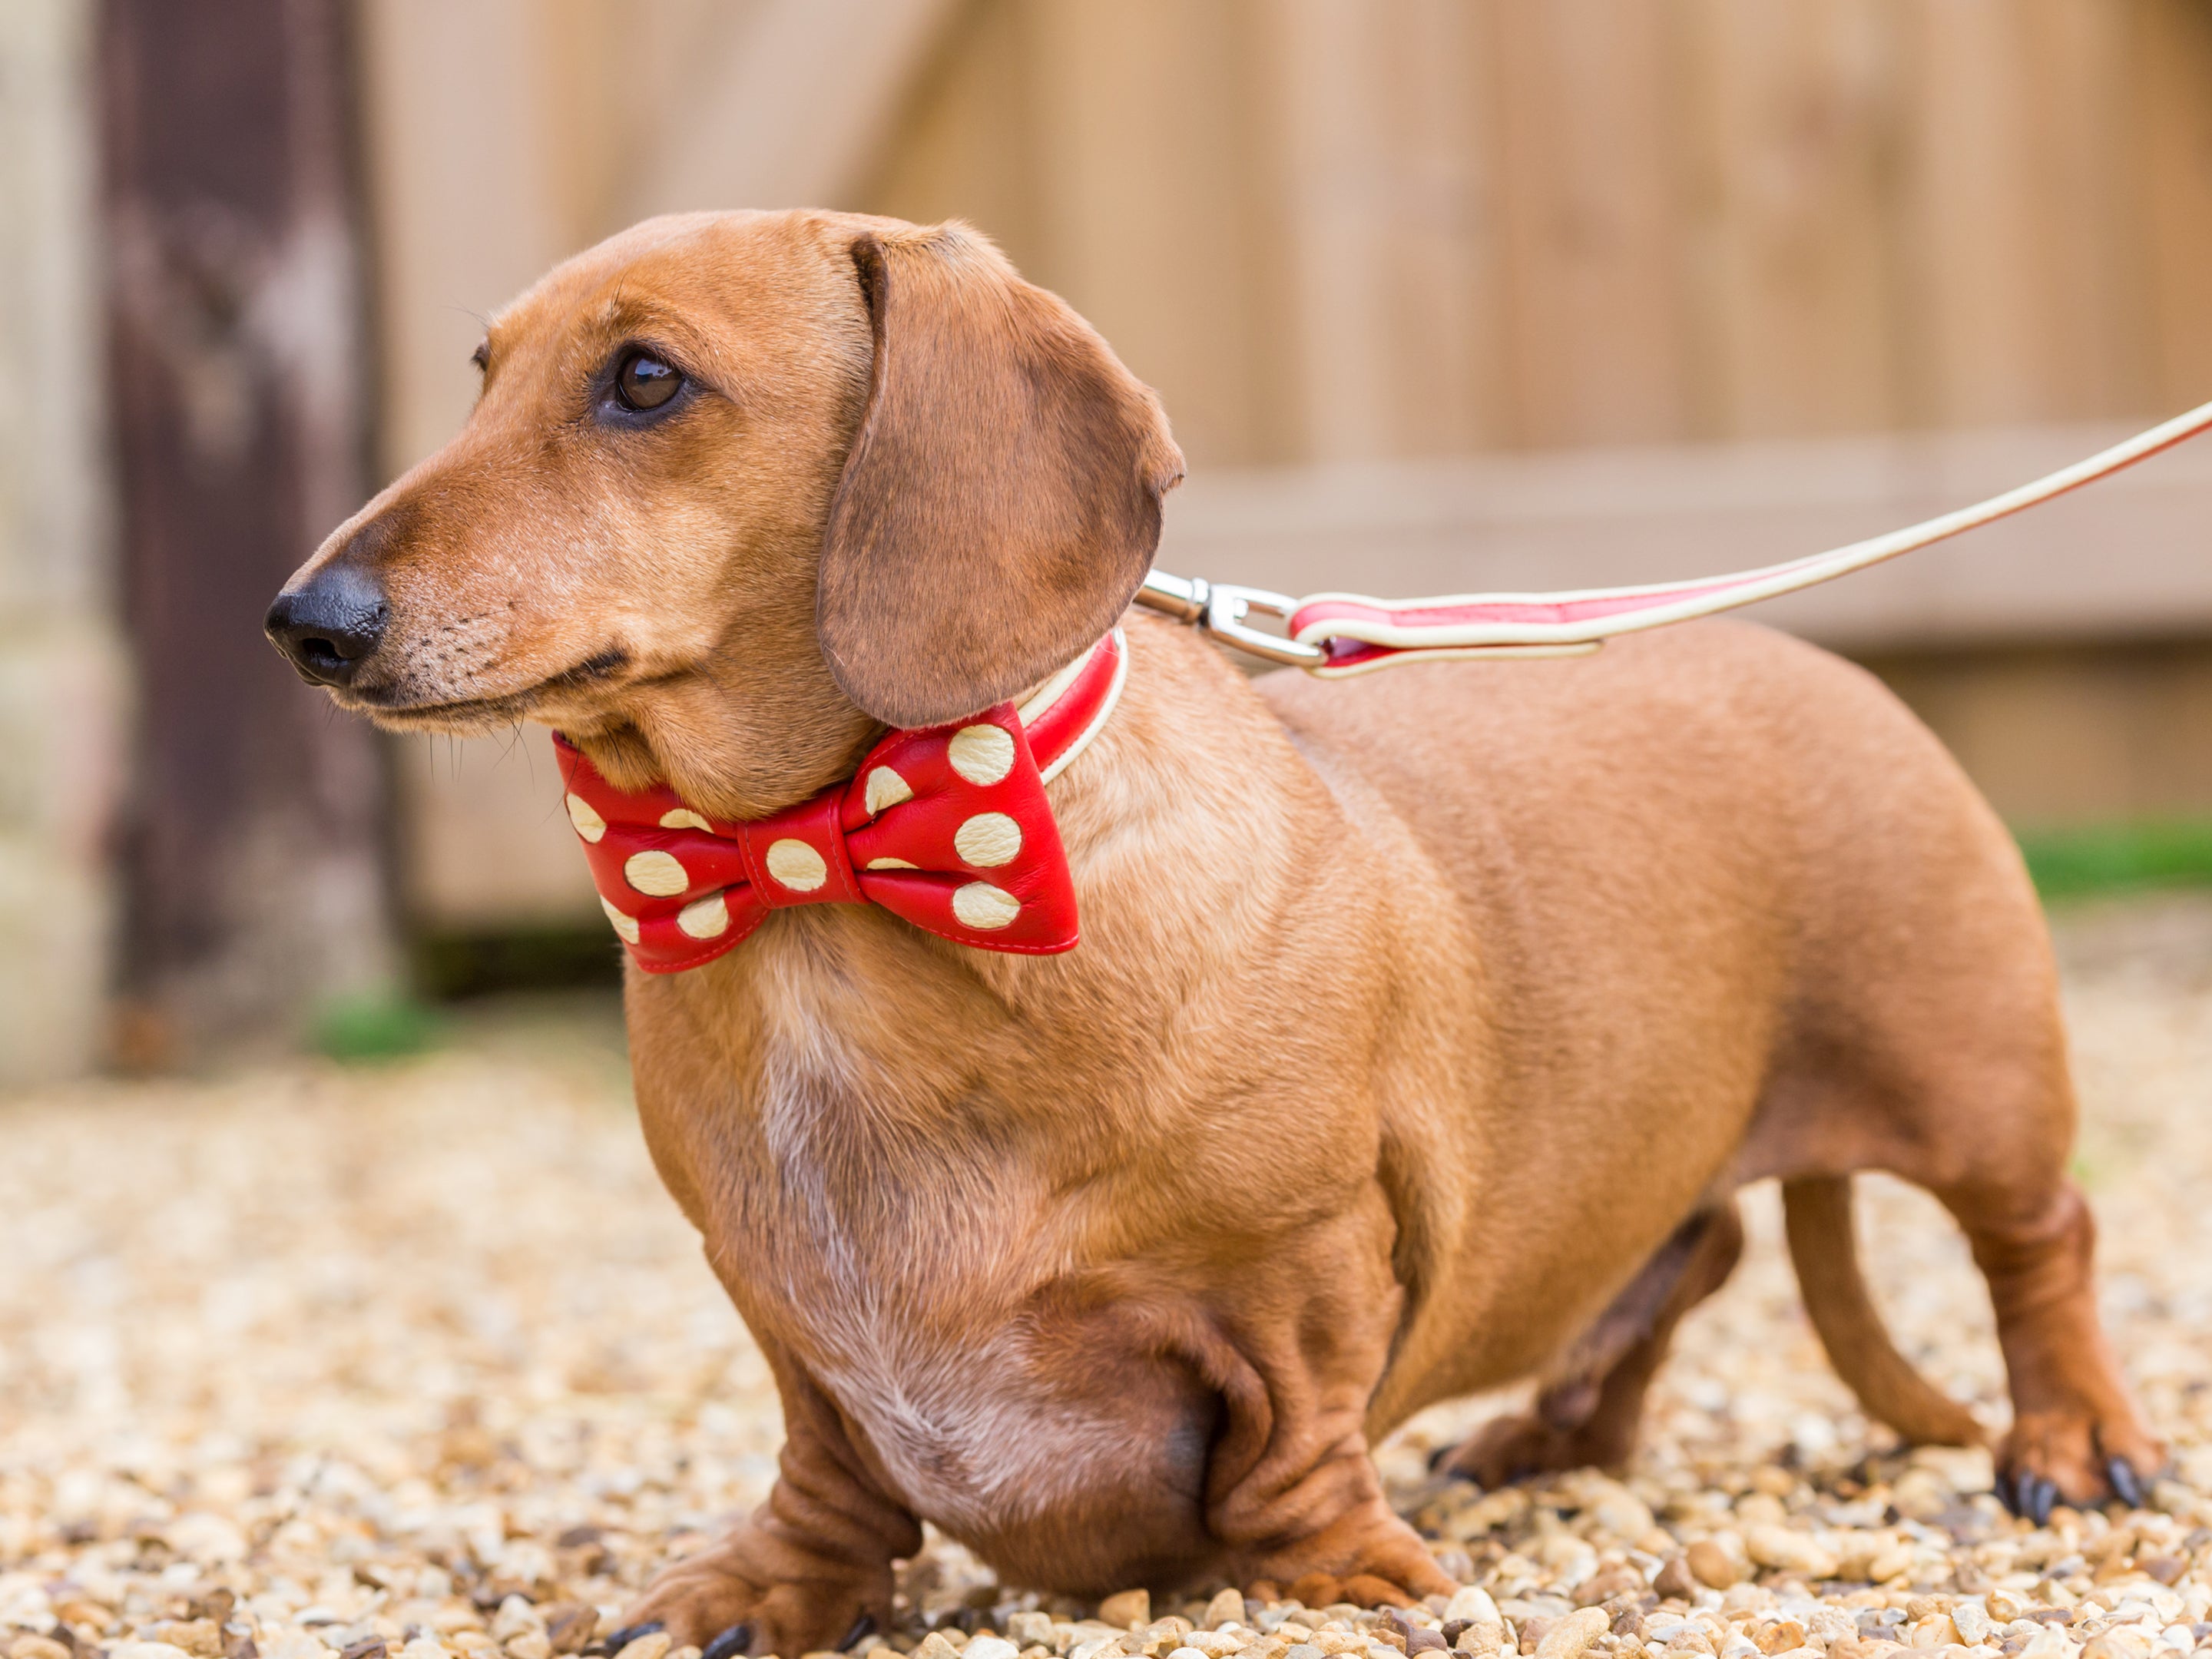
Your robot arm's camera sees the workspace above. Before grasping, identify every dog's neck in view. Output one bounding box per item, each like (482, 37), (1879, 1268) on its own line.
(555, 632), (1130, 972)
(627, 613), (1376, 1081)
(558, 627), (1122, 826)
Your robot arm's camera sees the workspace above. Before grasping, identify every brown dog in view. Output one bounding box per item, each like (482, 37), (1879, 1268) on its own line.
(268, 211), (2161, 1654)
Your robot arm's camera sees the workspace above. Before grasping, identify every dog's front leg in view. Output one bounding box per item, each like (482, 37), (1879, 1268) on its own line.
(1192, 1213), (1456, 1609)
(1216, 1417), (1454, 1612)
(618, 1344), (919, 1658)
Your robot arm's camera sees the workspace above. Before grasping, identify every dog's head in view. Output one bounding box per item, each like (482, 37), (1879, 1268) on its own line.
(267, 211), (1183, 816)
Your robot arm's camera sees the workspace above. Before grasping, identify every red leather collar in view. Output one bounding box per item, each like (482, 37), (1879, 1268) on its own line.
(557, 630), (1127, 972)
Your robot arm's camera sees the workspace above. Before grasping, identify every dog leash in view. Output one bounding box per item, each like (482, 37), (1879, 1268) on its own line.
(1137, 398), (2212, 677)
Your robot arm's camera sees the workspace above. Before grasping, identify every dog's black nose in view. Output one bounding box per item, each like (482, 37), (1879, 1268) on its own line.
(266, 561), (389, 687)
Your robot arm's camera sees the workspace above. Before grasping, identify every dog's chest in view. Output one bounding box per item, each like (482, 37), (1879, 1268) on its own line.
(723, 1015), (1164, 1532)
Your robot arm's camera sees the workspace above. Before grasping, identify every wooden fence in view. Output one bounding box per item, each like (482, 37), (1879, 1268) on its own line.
(355, 0), (2212, 932)
(867, 0), (2212, 465)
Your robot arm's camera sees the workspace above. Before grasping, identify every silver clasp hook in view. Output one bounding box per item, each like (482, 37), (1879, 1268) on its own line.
(1136, 570), (1329, 668)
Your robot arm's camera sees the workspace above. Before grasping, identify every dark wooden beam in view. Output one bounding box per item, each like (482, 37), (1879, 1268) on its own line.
(101, 0), (394, 1058)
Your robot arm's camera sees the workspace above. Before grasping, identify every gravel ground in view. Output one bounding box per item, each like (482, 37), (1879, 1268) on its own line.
(4, 899), (2211, 1659)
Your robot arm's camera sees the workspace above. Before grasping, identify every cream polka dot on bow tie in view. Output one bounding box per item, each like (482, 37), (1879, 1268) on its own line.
(659, 808), (711, 832)
(864, 766), (912, 814)
(953, 812), (1022, 867)
(866, 857), (917, 870)
(947, 724), (1015, 786)
(677, 890), (730, 939)
(952, 881), (1018, 930)
(565, 793), (607, 843)
(624, 849), (688, 896)
(599, 896), (641, 944)
(765, 838), (828, 892)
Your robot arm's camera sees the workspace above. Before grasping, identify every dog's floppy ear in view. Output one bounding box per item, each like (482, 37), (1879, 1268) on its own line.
(820, 226), (1184, 728)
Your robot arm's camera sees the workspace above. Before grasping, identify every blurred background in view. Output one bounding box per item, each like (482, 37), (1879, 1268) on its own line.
(11, 0), (2212, 1080)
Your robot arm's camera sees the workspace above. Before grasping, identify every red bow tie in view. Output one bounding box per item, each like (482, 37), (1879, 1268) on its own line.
(555, 631), (1126, 972)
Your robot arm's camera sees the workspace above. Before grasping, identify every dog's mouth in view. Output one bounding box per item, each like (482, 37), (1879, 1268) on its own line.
(338, 645), (634, 733)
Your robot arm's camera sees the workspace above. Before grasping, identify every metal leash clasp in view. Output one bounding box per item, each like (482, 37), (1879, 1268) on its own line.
(1137, 570), (1328, 668)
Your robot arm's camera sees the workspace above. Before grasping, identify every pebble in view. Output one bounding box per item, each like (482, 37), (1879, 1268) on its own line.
(491, 1602), (541, 1644)
(1099, 1596), (1151, 1633)
(1530, 1609), (1610, 1659)
(1444, 1591), (1501, 1628)
(1687, 1541), (1743, 1591)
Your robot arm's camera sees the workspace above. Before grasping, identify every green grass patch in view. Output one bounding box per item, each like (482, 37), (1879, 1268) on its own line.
(313, 991), (445, 1064)
(2014, 818), (2212, 900)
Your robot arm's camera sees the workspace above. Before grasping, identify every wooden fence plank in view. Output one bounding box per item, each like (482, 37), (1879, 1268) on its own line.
(2132, 0), (2212, 415)
(358, 0), (574, 477)
(1889, 0), (2151, 428)
(859, 0), (1048, 276)
(1018, 0), (1292, 465)
(1265, 0), (1506, 461)
(627, 0), (963, 218)
(1480, 0), (1699, 449)
(1677, 0), (1902, 438)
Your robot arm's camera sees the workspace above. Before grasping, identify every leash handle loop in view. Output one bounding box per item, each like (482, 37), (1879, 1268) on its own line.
(1141, 396), (2212, 676)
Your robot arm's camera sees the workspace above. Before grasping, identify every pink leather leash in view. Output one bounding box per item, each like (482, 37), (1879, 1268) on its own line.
(1136, 399), (2212, 677)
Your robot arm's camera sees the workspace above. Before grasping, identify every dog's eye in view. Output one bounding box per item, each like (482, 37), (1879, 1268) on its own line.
(613, 350), (682, 412)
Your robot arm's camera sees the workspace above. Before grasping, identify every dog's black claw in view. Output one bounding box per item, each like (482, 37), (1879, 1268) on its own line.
(604, 1626), (665, 1657)
(700, 1624), (753, 1659)
(2106, 1455), (2147, 1510)
(839, 1616), (876, 1653)
(1426, 1441), (1459, 1473)
(1999, 1477), (2044, 1530)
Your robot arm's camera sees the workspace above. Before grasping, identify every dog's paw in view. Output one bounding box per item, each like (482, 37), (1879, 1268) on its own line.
(1429, 1410), (1629, 1489)
(1994, 1409), (2167, 1522)
(613, 1535), (885, 1658)
(1238, 1511), (1456, 1614)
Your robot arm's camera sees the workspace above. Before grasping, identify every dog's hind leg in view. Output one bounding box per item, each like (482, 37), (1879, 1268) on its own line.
(1777, 1017), (2162, 1520)
(1778, 941), (2163, 1520)
(1433, 1201), (1744, 1487)
(1937, 1173), (2163, 1521)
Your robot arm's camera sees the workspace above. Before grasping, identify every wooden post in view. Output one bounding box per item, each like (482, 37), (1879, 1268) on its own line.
(100, 0), (396, 1058)
(0, 0), (124, 1084)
